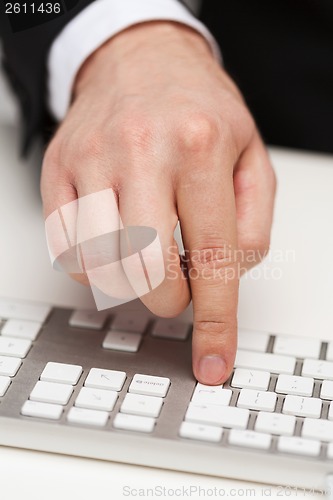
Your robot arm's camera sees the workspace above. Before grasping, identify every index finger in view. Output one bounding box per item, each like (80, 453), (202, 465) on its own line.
(177, 160), (239, 385)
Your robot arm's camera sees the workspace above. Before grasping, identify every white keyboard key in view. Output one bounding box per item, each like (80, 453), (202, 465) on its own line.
(40, 362), (82, 385)
(235, 350), (296, 375)
(302, 418), (333, 441)
(321, 380), (333, 400)
(238, 329), (270, 352)
(282, 395), (322, 418)
(326, 342), (333, 362)
(237, 389), (277, 412)
(0, 337), (31, 358)
(232, 368), (270, 391)
(328, 402), (333, 421)
(30, 381), (73, 405)
(255, 412), (296, 436)
(121, 393), (163, 418)
(185, 402), (249, 429)
(275, 374), (314, 397)
(84, 368), (126, 392)
(191, 384), (232, 406)
(0, 299), (50, 323)
(0, 356), (21, 376)
(1, 319), (42, 341)
(273, 336), (321, 359)
(67, 407), (109, 427)
(179, 422), (223, 443)
(102, 331), (142, 353)
(277, 436), (321, 457)
(0, 376), (11, 396)
(151, 319), (189, 341)
(21, 400), (63, 420)
(327, 443), (333, 459)
(129, 374), (170, 397)
(75, 387), (118, 412)
(111, 312), (149, 333)
(113, 413), (155, 433)
(229, 429), (271, 450)
(302, 359), (333, 380)
(69, 309), (108, 330)
(194, 381), (223, 391)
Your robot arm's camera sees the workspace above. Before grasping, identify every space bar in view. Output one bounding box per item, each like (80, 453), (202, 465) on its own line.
(235, 350), (296, 374)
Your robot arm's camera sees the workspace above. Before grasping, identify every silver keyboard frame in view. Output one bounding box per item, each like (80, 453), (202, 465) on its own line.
(1, 305), (333, 491)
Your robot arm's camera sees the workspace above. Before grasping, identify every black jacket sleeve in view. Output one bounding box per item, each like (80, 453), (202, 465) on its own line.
(0, 0), (98, 153)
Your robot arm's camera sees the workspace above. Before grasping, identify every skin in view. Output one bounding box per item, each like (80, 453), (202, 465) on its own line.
(41, 21), (276, 385)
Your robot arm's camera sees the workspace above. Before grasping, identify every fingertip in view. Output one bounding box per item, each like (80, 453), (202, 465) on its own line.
(192, 321), (237, 385)
(195, 355), (227, 385)
(141, 288), (191, 319)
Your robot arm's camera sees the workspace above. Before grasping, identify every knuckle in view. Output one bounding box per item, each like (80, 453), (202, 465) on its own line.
(117, 113), (157, 152)
(44, 128), (107, 174)
(187, 244), (238, 281)
(75, 129), (106, 161)
(190, 244), (237, 269)
(177, 113), (220, 153)
(195, 318), (237, 337)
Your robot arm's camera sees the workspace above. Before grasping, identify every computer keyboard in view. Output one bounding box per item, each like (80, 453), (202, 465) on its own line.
(1, 296), (333, 491)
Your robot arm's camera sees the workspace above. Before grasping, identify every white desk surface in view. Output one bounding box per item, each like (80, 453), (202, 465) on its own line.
(1, 124), (333, 499)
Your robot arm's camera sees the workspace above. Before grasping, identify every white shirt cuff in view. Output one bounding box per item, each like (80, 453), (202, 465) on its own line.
(47, 0), (221, 121)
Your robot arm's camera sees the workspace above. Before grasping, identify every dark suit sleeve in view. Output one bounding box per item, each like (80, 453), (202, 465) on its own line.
(0, 0), (98, 153)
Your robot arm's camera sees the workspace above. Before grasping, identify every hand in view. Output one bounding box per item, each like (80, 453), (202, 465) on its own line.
(41, 22), (276, 384)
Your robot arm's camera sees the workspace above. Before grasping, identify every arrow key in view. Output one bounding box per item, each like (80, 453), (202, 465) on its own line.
(84, 368), (126, 391)
(0, 337), (31, 358)
(191, 383), (232, 406)
(75, 386), (118, 411)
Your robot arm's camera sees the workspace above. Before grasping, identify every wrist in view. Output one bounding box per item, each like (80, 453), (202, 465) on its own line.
(73, 21), (213, 98)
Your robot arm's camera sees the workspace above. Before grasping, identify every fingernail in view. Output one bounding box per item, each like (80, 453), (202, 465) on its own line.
(198, 355), (226, 385)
